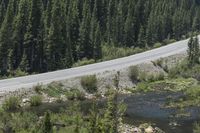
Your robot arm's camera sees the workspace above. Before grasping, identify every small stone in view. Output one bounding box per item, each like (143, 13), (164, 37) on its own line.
(145, 126), (154, 133)
(22, 98), (30, 103)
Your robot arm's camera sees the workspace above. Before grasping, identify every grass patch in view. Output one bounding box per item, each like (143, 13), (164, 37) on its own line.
(2, 96), (21, 111)
(72, 58), (95, 67)
(81, 75), (97, 93)
(136, 78), (197, 93)
(43, 82), (66, 98)
(30, 95), (42, 106)
(129, 66), (139, 83)
(102, 45), (144, 61)
(67, 89), (85, 101)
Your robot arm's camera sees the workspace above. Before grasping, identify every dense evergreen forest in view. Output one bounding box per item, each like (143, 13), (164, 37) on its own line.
(0, 0), (200, 75)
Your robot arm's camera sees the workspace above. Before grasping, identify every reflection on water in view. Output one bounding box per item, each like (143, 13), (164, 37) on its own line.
(123, 92), (200, 133)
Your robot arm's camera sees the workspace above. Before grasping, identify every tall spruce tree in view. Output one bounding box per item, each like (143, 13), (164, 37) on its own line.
(22, 0), (43, 72)
(9, 0), (29, 70)
(0, 0), (14, 75)
(188, 35), (200, 65)
(78, 0), (92, 59)
(124, 0), (135, 47)
(68, 0), (80, 61)
(0, 0), (6, 27)
(46, 0), (66, 70)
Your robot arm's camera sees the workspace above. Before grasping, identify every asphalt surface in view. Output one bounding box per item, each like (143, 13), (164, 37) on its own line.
(0, 37), (190, 92)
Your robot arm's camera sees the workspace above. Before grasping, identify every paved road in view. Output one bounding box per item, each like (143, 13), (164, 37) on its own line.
(0, 37), (191, 92)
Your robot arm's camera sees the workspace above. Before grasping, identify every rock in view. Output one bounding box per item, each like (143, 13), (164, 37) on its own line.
(85, 94), (96, 100)
(133, 127), (140, 133)
(22, 98), (30, 103)
(60, 94), (67, 101)
(145, 126), (154, 133)
(49, 97), (57, 103)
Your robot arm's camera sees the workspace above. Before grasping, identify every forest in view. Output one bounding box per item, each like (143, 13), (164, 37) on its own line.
(0, 0), (200, 75)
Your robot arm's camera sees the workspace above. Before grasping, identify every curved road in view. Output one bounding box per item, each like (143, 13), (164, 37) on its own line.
(0, 37), (191, 92)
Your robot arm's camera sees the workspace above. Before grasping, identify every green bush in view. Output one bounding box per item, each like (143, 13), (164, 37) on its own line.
(139, 72), (165, 82)
(30, 95), (42, 106)
(81, 75), (97, 93)
(73, 58), (95, 67)
(153, 42), (162, 48)
(2, 96), (20, 111)
(137, 82), (149, 92)
(67, 89), (85, 101)
(129, 66), (139, 82)
(14, 69), (28, 77)
(163, 39), (176, 45)
(193, 122), (200, 133)
(185, 86), (200, 99)
(153, 72), (165, 81)
(44, 82), (65, 98)
(102, 45), (143, 61)
(34, 85), (43, 94)
(139, 71), (147, 81)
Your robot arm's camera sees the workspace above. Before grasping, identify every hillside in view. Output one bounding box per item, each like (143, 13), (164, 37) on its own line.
(0, 0), (200, 76)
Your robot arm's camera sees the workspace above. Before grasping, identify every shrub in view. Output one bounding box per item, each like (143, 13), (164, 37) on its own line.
(139, 71), (147, 81)
(185, 86), (200, 99)
(34, 85), (43, 94)
(73, 58), (95, 67)
(102, 44), (144, 61)
(163, 39), (176, 45)
(153, 42), (162, 48)
(2, 96), (20, 111)
(137, 82), (149, 92)
(81, 75), (98, 93)
(193, 122), (200, 133)
(14, 69), (28, 77)
(44, 82), (65, 98)
(66, 89), (85, 101)
(30, 95), (42, 106)
(128, 66), (139, 82)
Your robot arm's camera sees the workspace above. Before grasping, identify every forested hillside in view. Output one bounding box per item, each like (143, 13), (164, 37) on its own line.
(0, 0), (200, 75)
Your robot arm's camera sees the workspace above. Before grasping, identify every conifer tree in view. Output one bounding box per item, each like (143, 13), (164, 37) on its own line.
(0, 0), (14, 75)
(42, 111), (52, 133)
(78, 0), (92, 59)
(10, 0), (29, 70)
(124, 0), (135, 47)
(138, 26), (146, 48)
(46, 0), (65, 70)
(23, 0), (43, 72)
(188, 35), (200, 66)
(0, 0), (6, 26)
(67, 0), (80, 62)
(192, 8), (200, 32)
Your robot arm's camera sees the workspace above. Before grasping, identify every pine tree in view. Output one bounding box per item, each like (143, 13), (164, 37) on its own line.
(193, 35), (200, 64)
(42, 111), (52, 133)
(68, 0), (80, 61)
(93, 24), (102, 60)
(78, 0), (92, 59)
(90, 0), (102, 61)
(46, 0), (65, 70)
(114, 0), (124, 46)
(192, 8), (200, 32)
(138, 26), (146, 48)
(0, 0), (6, 27)
(0, 0), (14, 75)
(124, 0), (135, 47)
(9, 0), (29, 70)
(88, 102), (101, 133)
(188, 35), (200, 66)
(23, 0), (43, 72)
